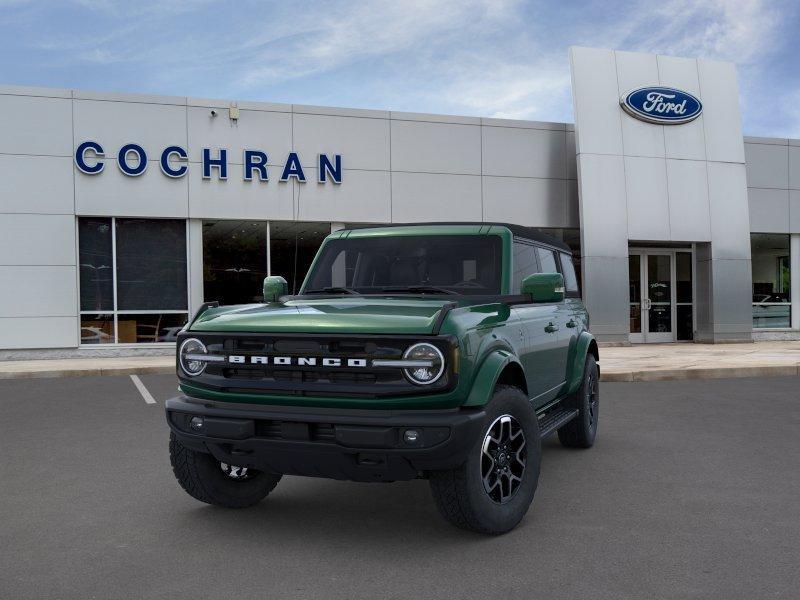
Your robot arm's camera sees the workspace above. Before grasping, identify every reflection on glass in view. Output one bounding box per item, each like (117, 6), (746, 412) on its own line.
(677, 305), (693, 341)
(751, 234), (791, 328)
(116, 313), (188, 343)
(116, 219), (187, 311)
(676, 252), (692, 303)
(629, 255), (641, 334)
(647, 254), (671, 302)
(512, 243), (537, 293)
(270, 222), (330, 294)
(649, 304), (672, 333)
(79, 218), (114, 312)
(80, 314), (115, 344)
(648, 254), (672, 334)
(203, 221), (267, 304)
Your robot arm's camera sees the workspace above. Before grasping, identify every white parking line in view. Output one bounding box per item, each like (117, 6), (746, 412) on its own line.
(130, 374), (157, 405)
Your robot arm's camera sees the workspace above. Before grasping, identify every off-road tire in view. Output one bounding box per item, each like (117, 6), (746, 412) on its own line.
(558, 354), (599, 448)
(169, 432), (281, 508)
(429, 385), (541, 534)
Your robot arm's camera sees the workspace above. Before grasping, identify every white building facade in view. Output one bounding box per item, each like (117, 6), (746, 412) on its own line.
(1, 46), (799, 357)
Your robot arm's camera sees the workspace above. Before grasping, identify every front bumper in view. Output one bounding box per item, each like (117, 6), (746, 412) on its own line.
(165, 396), (486, 482)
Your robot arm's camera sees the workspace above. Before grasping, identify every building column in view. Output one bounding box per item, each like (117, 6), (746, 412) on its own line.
(792, 234), (800, 331)
(187, 219), (204, 316)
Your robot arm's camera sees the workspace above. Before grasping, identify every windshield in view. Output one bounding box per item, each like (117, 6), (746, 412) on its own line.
(302, 234), (503, 295)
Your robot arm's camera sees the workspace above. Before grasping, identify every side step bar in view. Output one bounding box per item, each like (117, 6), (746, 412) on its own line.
(537, 406), (579, 438)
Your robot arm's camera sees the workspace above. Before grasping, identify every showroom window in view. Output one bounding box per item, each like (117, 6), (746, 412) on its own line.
(201, 221), (332, 303)
(79, 218), (188, 344)
(751, 234), (791, 328)
(203, 221), (268, 305)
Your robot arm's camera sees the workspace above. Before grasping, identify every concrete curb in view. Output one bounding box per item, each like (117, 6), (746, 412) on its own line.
(0, 365), (174, 380)
(600, 365), (800, 382)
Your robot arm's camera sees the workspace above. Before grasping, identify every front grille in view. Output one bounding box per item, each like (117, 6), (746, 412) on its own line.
(179, 332), (456, 398)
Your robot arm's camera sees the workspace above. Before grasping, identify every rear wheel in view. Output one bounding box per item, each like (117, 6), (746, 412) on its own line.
(429, 385), (541, 534)
(169, 432), (282, 508)
(558, 354), (599, 448)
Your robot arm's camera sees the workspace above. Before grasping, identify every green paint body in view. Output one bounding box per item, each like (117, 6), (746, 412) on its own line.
(180, 225), (596, 410)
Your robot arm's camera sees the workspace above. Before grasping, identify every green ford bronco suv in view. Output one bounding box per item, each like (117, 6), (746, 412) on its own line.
(166, 223), (599, 534)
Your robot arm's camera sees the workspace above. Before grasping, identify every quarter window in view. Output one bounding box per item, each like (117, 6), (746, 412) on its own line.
(559, 253), (579, 293)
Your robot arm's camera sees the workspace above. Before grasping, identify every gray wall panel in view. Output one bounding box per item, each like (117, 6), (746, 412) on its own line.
(482, 176), (566, 227)
(293, 113), (390, 172)
(0, 94), (73, 156)
(707, 162), (751, 260)
(0, 214), (75, 265)
(0, 317), (78, 350)
(745, 142), (789, 189)
(748, 188), (790, 233)
(569, 47), (623, 156)
(666, 159), (711, 241)
(482, 126), (565, 179)
(0, 266), (76, 318)
(390, 120), (481, 175)
(391, 172), (482, 223)
(697, 59), (746, 164)
(790, 146), (800, 190)
(624, 156), (670, 241)
(0, 155), (74, 214)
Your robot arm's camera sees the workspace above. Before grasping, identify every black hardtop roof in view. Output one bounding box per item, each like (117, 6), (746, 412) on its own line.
(343, 222), (572, 253)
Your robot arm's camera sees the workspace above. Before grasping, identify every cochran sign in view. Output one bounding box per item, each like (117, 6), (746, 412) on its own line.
(74, 141), (343, 184)
(620, 87), (702, 125)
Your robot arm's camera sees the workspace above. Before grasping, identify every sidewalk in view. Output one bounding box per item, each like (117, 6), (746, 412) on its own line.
(599, 340), (800, 381)
(1, 341), (799, 382)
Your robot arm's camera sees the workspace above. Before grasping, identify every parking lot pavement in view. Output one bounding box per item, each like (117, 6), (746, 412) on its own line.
(1, 376), (798, 600)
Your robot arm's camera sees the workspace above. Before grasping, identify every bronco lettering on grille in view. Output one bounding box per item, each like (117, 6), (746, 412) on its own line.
(226, 355), (368, 368)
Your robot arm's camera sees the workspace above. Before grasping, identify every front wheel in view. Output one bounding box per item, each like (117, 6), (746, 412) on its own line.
(169, 433), (282, 508)
(429, 385), (541, 534)
(558, 354), (599, 448)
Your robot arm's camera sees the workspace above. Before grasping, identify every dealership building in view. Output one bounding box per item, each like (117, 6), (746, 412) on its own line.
(1, 46), (799, 357)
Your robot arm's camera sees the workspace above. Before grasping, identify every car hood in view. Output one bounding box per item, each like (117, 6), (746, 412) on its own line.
(189, 297), (456, 335)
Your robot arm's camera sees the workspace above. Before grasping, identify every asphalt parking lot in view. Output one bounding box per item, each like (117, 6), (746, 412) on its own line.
(1, 375), (798, 600)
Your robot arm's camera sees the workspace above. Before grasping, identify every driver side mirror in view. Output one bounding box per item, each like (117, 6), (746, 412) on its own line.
(521, 273), (565, 303)
(263, 275), (288, 303)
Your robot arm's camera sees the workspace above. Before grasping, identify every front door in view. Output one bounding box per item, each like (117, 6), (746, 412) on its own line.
(629, 250), (694, 343)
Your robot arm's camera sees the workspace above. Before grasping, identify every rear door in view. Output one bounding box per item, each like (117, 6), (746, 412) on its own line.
(534, 246), (572, 396)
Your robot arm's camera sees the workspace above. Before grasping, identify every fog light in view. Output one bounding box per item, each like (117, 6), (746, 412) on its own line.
(403, 429), (420, 444)
(189, 416), (204, 432)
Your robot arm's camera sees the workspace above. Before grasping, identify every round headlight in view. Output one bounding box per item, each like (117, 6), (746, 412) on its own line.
(179, 338), (208, 376)
(403, 342), (445, 385)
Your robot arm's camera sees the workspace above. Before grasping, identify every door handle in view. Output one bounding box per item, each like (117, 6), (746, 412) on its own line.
(545, 322), (559, 333)
(566, 319), (577, 328)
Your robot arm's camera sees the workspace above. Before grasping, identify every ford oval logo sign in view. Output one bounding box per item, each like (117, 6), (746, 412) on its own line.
(620, 87), (702, 125)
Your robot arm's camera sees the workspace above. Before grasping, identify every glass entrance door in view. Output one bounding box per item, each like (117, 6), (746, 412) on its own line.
(629, 249), (694, 343)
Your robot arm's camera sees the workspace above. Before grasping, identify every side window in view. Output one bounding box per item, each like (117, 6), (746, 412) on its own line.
(536, 247), (558, 274)
(512, 242), (538, 293)
(559, 252), (579, 293)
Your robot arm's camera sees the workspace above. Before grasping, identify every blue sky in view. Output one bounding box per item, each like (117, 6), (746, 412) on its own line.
(1, 0), (799, 137)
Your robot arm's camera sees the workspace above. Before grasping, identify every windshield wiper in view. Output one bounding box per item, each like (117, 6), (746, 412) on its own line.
(378, 286), (457, 295)
(304, 287), (361, 295)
